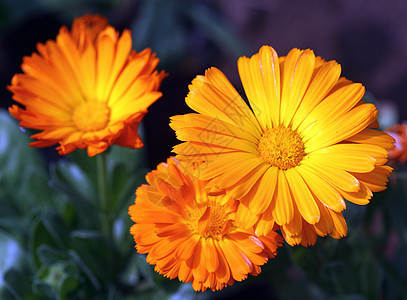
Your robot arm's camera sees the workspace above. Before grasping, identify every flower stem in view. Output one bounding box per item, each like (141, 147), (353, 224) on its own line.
(96, 153), (111, 240)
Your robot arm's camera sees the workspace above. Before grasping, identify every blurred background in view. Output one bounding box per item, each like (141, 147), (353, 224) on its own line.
(0, 0), (406, 299)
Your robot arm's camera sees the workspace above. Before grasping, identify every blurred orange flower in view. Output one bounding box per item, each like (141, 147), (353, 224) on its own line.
(129, 157), (283, 292)
(8, 14), (166, 156)
(386, 123), (407, 164)
(170, 45), (394, 246)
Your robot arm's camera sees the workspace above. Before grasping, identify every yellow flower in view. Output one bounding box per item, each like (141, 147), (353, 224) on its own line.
(8, 14), (166, 156)
(170, 45), (395, 246)
(129, 157), (283, 292)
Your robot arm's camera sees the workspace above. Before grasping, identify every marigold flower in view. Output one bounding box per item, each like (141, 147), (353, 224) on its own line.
(8, 14), (166, 156)
(129, 157), (283, 292)
(385, 123), (407, 164)
(170, 45), (395, 246)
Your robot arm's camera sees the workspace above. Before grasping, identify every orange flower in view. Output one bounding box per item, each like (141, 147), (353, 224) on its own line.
(386, 123), (407, 164)
(8, 14), (166, 156)
(129, 157), (283, 292)
(170, 45), (394, 246)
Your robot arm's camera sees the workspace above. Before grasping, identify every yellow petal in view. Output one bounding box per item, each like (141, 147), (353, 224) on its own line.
(308, 144), (386, 173)
(271, 170), (294, 225)
(248, 166), (278, 214)
(280, 49), (315, 127)
(305, 103), (378, 152)
(301, 160), (360, 192)
(296, 165), (345, 212)
(345, 128), (396, 150)
(299, 83), (365, 135)
(237, 45), (280, 128)
(235, 203), (258, 228)
(285, 168), (320, 224)
(292, 60), (341, 130)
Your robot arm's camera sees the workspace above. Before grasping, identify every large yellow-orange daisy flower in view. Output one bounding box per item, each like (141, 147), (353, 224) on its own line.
(8, 14), (166, 156)
(170, 45), (394, 246)
(129, 157), (283, 292)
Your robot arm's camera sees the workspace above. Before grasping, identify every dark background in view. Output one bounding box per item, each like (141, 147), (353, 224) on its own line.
(0, 0), (406, 169)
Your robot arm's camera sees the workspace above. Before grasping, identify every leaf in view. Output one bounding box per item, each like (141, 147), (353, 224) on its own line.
(50, 160), (97, 203)
(37, 245), (68, 266)
(2, 268), (34, 300)
(68, 250), (101, 290)
(70, 230), (118, 284)
(58, 274), (79, 300)
(29, 211), (70, 268)
(0, 110), (51, 238)
(49, 164), (99, 226)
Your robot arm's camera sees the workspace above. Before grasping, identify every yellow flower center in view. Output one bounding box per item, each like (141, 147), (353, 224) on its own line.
(188, 200), (230, 239)
(72, 101), (110, 132)
(257, 126), (306, 170)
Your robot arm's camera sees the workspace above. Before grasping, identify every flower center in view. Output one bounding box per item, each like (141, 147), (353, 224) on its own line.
(257, 126), (306, 170)
(72, 101), (110, 132)
(188, 200), (229, 239)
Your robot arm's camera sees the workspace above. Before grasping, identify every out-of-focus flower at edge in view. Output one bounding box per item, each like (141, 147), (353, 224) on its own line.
(170, 45), (395, 247)
(8, 14), (166, 157)
(129, 157), (283, 292)
(385, 123), (407, 164)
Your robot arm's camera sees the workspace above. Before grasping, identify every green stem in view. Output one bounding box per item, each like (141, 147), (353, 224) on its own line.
(96, 153), (111, 240)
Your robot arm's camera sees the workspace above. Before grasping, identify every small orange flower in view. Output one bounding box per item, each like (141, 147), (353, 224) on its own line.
(8, 14), (166, 156)
(386, 123), (407, 164)
(129, 157), (283, 292)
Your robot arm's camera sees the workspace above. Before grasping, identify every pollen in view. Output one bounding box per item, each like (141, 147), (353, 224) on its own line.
(188, 200), (229, 239)
(257, 126), (306, 170)
(72, 101), (110, 132)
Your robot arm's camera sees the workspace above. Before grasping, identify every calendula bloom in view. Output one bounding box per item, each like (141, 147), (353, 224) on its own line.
(385, 123), (407, 164)
(8, 14), (166, 156)
(170, 45), (394, 246)
(129, 157), (283, 292)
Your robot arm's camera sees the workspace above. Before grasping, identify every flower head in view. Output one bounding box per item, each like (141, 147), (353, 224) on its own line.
(385, 123), (407, 164)
(170, 45), (394, 246)
(8, 14), (166, 156)
(129, 157), (283, 292)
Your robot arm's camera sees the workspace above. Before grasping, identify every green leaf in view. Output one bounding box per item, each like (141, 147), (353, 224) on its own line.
(37, 245), (68, 266)
(50, 160), (97, 203)
(58, 274), (80, 300)
(49, 164), (99, 227)
(29, 211), (70, 268)
(32, 279), (54, 299)
(68, 249), (101, 290)
(70, 230), (117, 284)
(0, 110), (50, 238)
(2, 268), (35, 300)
